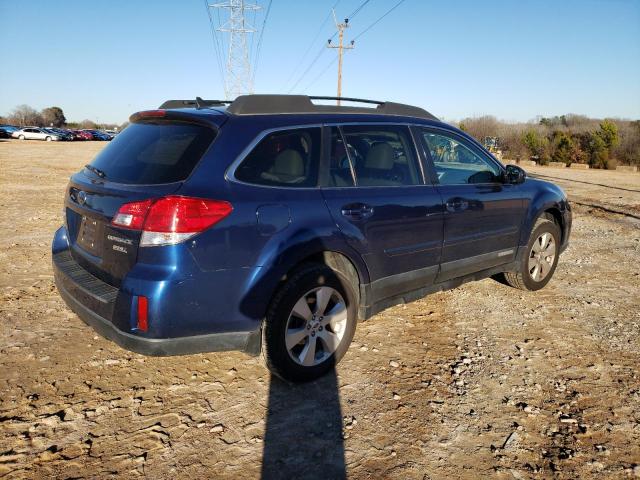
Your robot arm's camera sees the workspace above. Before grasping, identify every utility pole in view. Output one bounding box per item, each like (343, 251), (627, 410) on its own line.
(327, 10), (354, 105)
(210, 0), (260, 99)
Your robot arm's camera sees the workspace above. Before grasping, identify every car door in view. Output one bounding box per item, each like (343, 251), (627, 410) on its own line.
(415, 127), (527, 282)
(321, 124), (443, 301)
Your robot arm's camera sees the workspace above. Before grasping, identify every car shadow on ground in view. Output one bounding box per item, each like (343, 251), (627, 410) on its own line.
(261, 368), (346, 480)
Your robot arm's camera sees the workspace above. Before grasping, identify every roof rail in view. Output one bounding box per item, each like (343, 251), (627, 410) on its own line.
(159, 95), (439, 120)
(159, 97), (232, 109)
(226, 94), (438, 120)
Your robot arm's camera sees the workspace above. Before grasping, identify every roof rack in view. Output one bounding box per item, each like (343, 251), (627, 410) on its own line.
(228, 95), (438, 120)
(159, 94), (438, 120)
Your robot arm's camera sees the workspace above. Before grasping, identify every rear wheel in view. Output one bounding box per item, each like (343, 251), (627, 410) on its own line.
(504, 214), (561, 291)
(262, 264), (357, 382)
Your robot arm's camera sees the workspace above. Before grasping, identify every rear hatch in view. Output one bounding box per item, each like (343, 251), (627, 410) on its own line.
(64, 115), (219, 286)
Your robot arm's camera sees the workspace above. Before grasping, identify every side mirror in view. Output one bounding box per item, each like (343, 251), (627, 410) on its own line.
(504, 164), (526, 184)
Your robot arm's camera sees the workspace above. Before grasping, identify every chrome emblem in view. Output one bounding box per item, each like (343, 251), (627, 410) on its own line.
(77, 191), (87, 206)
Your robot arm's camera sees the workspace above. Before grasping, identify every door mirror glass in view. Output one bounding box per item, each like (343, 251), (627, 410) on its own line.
(504, 164), (526, 184)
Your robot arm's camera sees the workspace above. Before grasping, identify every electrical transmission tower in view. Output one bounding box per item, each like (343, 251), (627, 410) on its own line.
(327, 10), (355, 105)
(209, 1), (260, 99)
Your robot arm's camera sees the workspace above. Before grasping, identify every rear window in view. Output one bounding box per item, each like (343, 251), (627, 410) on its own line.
(88, 121), (216, 184)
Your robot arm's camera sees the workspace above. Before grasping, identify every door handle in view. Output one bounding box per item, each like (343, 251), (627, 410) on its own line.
(341, 203), (374, 220)
(445, 199), (469, 212)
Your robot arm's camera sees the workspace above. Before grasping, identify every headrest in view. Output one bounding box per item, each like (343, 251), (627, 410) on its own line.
(272, 149), (304, 177)
(365, 142), (395, 170)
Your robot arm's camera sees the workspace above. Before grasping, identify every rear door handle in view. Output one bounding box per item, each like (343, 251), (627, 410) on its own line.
(445, 199), (469, 212)
(341, 203), (374, 220)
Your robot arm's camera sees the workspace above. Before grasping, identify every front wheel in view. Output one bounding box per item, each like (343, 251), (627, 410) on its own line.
(504, 214), (561, 291)
(45, 136), (52, 141)
(262, 264), (357, 382)
(18, 135), (25, 140)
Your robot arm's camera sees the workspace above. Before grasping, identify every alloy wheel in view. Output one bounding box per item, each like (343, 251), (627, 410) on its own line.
(528, 232), (556, 281)
(284, 286), (348, 367)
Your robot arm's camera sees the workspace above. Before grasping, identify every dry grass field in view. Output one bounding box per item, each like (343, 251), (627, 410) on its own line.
(1, 140), (639, 479)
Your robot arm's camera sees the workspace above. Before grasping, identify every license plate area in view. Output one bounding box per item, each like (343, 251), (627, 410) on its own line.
(77, 216), (104, 257)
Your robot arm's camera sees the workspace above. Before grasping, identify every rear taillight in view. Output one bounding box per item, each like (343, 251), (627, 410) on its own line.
(112, 199), (153, 230)
(111, 196), (233, 247)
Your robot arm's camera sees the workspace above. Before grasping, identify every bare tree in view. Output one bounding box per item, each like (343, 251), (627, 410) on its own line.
(459, 116), (501, 142)
(79, 119), (97, 129)
(8, 105), (44, 126)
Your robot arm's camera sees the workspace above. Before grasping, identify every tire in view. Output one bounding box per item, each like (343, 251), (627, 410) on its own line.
(262, 264), (357, 382)
(504, 214), (561, 291)
(18, 135), (25, 140)
(45, 136), (52, 142)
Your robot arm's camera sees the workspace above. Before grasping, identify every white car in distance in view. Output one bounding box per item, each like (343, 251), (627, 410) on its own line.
(12, 127), (62, 141)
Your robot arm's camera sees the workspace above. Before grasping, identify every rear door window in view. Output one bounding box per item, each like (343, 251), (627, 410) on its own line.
(88, 121), (216, 184)
(340, 125), (421, 187)
(234, 127), (321, 187)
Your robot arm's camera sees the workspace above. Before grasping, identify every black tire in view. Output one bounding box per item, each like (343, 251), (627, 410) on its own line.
(504, 214), (561, 291)
(18, 135), (25, 140)
(262, 264), (357, 382)
(45, 136), (52, 142)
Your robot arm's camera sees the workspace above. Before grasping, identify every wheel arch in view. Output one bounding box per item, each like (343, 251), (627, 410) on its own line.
(238, 239), (370, 325)
(276, 249), (367, 312)
(520, 195), (567, 246)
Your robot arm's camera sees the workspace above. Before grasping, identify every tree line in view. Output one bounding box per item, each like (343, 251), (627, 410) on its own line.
(0, 104), (124, 131)
(3, 104), (638, 168)
(458, 114), (640, 168)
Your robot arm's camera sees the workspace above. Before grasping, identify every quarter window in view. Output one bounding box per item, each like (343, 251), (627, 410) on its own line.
(420, 131), (501, 185)
(340, 125), (421, 187)
(235, 128), (321, 187)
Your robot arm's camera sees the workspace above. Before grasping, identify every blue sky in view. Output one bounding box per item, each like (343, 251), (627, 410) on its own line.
(1, 0), (639, 124)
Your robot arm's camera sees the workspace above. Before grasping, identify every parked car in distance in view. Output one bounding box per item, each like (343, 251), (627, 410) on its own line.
(53, 94), (572, 382)
(82, 129), (112, 141)
(13, 127), (62, 141)
(45, 128), (74, 141)
(71, 130), (93, 141)
(0, 125), (20, 137)
(0, 128), (10, 139)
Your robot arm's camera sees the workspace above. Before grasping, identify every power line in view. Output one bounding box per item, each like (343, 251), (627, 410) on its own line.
(287, 44), (328, 93)
(353, 0), (406, 41)
(282, 0), (341, 92)
(303, 55), (338, 93)
(346, 0), (372, 20)
(251, 0), (273, 85)
(249, 1), (259, 62)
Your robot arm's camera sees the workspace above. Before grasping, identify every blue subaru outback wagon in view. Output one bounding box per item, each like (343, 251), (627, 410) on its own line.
(52, 95), (571, 382)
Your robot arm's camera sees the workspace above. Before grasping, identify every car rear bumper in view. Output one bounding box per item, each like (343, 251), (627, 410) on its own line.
(55, 273), (260, 356)
(52, 234), (262, 356)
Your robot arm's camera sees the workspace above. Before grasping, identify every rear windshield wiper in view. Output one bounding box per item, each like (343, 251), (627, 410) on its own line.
(84, 164), (106, 178)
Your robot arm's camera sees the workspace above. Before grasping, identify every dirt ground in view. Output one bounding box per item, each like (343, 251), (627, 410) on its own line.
(1, 140), (639, 479)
